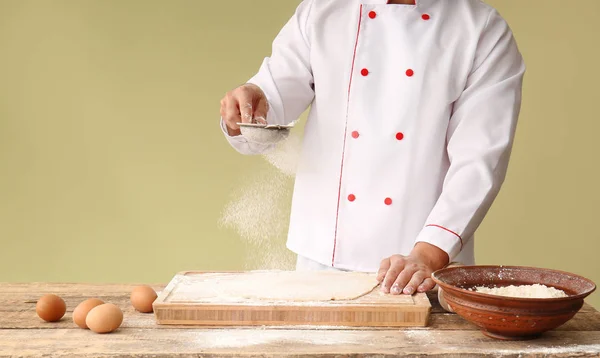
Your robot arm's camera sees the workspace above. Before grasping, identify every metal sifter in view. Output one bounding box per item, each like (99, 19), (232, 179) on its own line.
(237, 120), (298, 145)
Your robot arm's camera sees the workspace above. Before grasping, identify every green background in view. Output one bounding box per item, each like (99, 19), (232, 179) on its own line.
(0, 0), (598, 308)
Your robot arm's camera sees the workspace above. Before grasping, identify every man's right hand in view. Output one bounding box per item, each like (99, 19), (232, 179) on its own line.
(220, 84), (269, 136)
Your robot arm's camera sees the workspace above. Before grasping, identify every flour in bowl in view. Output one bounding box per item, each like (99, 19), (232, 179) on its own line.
(472, 284), (568, 298)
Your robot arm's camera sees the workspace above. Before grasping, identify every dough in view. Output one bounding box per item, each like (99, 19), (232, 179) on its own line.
(173, 271), (380, 302)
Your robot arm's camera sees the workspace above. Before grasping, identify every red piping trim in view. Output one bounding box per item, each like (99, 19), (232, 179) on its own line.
(387, 0), (417, 4)
(426, 224), (464, 249)
(332, 5), (363, 267)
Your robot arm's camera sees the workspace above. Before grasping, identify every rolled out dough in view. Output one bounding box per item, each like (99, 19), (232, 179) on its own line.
(175, 271), (381, 302)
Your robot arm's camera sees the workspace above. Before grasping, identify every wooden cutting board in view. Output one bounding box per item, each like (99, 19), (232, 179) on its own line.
(153, 271), (431, 327)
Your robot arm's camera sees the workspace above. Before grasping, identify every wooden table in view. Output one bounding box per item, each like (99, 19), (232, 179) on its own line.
(1, 283), (600, 357)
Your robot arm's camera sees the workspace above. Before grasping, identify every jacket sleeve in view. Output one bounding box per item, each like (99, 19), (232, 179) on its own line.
(414, 9), (526, 260)
(221, 0), (316, 155)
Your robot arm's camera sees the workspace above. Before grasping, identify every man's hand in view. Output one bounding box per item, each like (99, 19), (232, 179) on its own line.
(377, 242), (449, 295)
(220, 83), (269, 136)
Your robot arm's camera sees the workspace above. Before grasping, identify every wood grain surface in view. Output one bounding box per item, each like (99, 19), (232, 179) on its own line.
(1, 282), (600, 357)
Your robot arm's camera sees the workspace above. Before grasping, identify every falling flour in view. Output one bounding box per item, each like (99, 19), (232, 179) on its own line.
(472, 284), (568, 298)
(219, 131), (303, 270)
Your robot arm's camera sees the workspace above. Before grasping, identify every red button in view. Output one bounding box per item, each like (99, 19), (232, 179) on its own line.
(422, 14), (430, 20)
(369, 11), (377, 19)
(351, 131), (360, 139)
(406, 69), (414, 77)
(361, 68), (369, 76)
(384, 198), (393, 206)
(348, 194), (356, 202)
(396, 132), (404, 140)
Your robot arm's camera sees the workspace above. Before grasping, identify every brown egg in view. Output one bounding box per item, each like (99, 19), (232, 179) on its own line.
(36, 294), (66, 322)
(86, 303), (123, 334)
(130, 285), (157, 313)
(73, 298), (104, 329)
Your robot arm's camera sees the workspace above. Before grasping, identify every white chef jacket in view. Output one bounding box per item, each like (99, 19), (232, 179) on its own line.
(221, 0), (525, 272)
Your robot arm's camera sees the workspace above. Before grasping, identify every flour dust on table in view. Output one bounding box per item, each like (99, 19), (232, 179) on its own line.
(219, 132), (302, 270)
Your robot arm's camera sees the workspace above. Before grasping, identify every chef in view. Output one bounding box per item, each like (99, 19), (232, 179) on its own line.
(219, 0), (525, 295)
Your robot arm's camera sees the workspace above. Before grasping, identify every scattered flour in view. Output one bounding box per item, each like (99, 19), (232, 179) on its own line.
(483, 344), (600, 356)
(262, 129), (302, 177)
(176, 329), (365, 349)
(403, 329), (436, 343)
(472, 284), (568, 298)
(219, 131), (302, 270)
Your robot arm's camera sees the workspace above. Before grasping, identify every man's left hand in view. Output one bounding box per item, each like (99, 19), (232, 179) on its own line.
(377, 242), (449, 295)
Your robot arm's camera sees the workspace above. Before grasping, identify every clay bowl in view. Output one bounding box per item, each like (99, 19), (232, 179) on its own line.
(431, 265), (596, 340)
